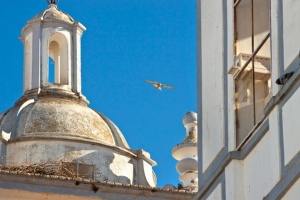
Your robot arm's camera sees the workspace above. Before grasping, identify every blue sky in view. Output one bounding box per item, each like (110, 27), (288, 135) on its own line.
(0, 0), (196, 188)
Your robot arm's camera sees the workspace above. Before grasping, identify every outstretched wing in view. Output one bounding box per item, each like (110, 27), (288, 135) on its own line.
(161, 84), (175, 90)
(145, 80), (159, 85)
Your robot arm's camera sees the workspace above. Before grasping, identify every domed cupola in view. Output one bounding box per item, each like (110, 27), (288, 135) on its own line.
(34, 1), (74, 23)
(20, 0), (85, 95)
(0, 1), (157, 187)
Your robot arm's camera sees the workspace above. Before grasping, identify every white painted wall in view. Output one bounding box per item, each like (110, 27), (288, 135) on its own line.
(283, 0), (300, 70)
(225, 160), (245, 200)
(282, 178), (300, 200)
(282, 83), (300, 165)
(243, 131), (280, 199)
(200, 0), (226, 172)
(206, 183), (222, 200)
(24, 33), (32, 92)
(7, 140), (135, 184)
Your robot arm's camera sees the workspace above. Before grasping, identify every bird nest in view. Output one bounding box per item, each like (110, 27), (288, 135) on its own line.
(0, 161), (77, 178)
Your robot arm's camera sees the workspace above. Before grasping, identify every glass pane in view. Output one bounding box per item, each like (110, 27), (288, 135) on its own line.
(235, 0), (252, 56)
(253, 37), (271, 121)
(253, 0), (270, 51)
(235, 60), (254, 145)
(234, 0), (271, 147)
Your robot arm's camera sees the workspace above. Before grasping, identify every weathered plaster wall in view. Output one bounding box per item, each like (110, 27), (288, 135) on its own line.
(19, 99), (115, 144)
(283, 0), (300, 70)
(24, 32), (33, 92)
(31, 25), (41, 89)
(243, 131), (280, 199)
(0, 141), (3, 165)
(281, 82), (300, 165)
(200, 0), (226, 173)
(7, 140), (135, 184)
(282, 178), (300, 200)
(206, 183), (222, 200)
(225, 160), (244, 200)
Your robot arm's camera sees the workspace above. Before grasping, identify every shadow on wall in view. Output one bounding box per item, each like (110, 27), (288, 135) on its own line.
(0, 142), (7, 165)
(67, 149), (133, 184)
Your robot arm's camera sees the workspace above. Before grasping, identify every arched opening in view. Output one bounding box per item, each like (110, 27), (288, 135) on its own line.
(49, 40), (60, 83)
(48, 32), (69, 85)
(48, 57), (55, 83)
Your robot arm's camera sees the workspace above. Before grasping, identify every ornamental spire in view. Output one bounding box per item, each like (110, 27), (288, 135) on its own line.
(47, 0), (59, 5)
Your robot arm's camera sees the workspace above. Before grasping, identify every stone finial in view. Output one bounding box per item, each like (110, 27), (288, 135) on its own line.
(172, 111), (198, 192)
(47, 0), (59, 5)
(182, 111), (198, 144)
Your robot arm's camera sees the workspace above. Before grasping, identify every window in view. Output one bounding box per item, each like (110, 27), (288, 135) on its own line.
(229, 0), (271, 146)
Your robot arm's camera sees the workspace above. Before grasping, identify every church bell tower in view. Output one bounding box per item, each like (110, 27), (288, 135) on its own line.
(20, 0), (86, 95)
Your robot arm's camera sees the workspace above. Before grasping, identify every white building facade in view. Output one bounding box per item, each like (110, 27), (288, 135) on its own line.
(195, 0), (300, 199)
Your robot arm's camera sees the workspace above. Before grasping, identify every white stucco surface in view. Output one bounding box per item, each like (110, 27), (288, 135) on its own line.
(7, 140), (135, 184)
(141, 160), (156, 187)
(282, 177), (300, 200)
(24, 33), (33, 92)
(282, 84), (300, 165)
(244, 131), (280, 200)
(283, 0), (300, 69)
(201, 0), (225, 172)
(225, 160), (244, 200)
(206, 183), (222, 200)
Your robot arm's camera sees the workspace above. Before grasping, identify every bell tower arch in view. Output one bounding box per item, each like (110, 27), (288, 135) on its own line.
(19, 1), (86, 94)
(48, 32), (69, 84)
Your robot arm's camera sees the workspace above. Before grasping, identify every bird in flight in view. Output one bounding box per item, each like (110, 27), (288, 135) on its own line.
(145, 80), (175, 91)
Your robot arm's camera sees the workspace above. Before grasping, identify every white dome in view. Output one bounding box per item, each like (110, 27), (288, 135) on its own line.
(33, 4), (74, 23)
(0, 86), (129, 148)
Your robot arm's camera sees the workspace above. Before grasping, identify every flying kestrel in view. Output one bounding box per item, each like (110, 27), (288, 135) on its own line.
(145, 80), (175, 91)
